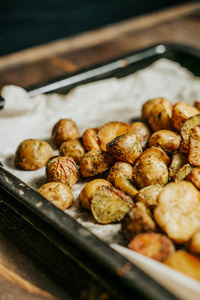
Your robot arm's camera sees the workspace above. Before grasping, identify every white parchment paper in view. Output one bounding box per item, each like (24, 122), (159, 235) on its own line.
(1, 58), (200, 299)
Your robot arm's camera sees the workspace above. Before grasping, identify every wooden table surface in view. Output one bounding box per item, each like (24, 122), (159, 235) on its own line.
(0, 2), (200, 299)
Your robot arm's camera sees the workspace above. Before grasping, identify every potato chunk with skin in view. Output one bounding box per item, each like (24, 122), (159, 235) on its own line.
(82, 128), (100, 151)
(79, 179), (112, 211)
(154, 181), (200, 243)
(168, 151), (188, 181)
(98, 121), (132, 151)
(106, 131), (142, 165)
(59, 139), (85, 164)
(15, 139), (53, 171)
(129, 121), (151, 150)
(174, 163), (195, 182)
(188, 125), (200, 166)
(142, 98), (167, 122)
(128, 233), (175, 262)
(107, 161), (133, 185)
(51, 119), (79, 147)
(80, 149), (115, 177)
(135, 185), (163, 210)
(91, 185), (134, 224)
(133, 146), (170, 166)
(186, 167), (200, 189)
(45, 156), (79, 187)
(172, 102), (200, 131)
(38, 182), (73, 211)
(186, 230), (200, 255)
(148, 130), (181, 155)
(180, 113), (200, 154)
(122, 202), (157, 241)
(114, 172), (138, 198)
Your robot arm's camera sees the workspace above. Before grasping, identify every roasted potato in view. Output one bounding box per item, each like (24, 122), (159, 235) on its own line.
(59, 139), (85, 164)
(133, 146), (170, 166)
(135, 185), (163, 210)
(186, 230), (200, 255)
(82, 128), (100, 151)
(186, 167), (200, 189)
(122, 202), (157, 241)
(38, 182), (73, 210)
(114, 172), (138, 198)
(45, 156), (79, 187)
(128, 232), (175, 262)
(188, 125), (200, 166)
(180, 113), (200, 154)
(107, 161), (133, 185)
(194, 100), (200, 111)
(174, 163), (195, 182)
(51, 119), (79, 147)
(80, 149), (115, 177)
(168, 151), (188, 181)
(129, 121), (151, 150)
(172, 101), (199, 131)
(106, 131), (142, 165)
(148, 130), (181, 155)
(98, 121), (132, 151)
(154, 181), (200, 243)
(15, 139), (54, 171)
(91, 185), (134, 224)
(79, 179), (112, 211)
(142, 98), (167, 121)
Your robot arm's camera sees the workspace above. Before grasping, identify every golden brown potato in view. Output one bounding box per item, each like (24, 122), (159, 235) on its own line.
(51, 119), (79, 147)
(186, 167), (200, 189)
(148, 130), (181, 155)
(106, 131), (142, 165)
(194, 100), (200, 111)
(164, 250), (200, 282)
(59, 139), (85, 164)
(38, 182), (73, 210)
(129, 122), (151, 150)
(79, 179), (112, 211)
(135, 185), (163, 210)
(188, 125), (200, 166)
(168, 151), (188, 181)
(147, 98), (173, 132)
(180, 113), (200, 154)
(172, 101), (200, 131)
(114, 172), (138, 198)
(142, 98), (167, 122)
(122, 202), (157, 241)
(128, 233), (175, 262)
(79, 149), (115, 177)
(91, 185), (134, 224)
(186, 230), (200, 255)
(98, 121), (132, 151)
(15, 139), (54, 171)
(45, 156), (79, 187)
(107, 161), (133, 185)
(154, 181), (200, 243)
(133, 146), (170, 166)
(174, 163), (195, 182)
(82, 128), (100, 151)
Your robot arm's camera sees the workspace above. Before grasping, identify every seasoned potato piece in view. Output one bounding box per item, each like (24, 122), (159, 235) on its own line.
(148, 130), (181, 155)
(38, 182), (73, 211)
(91, 185), (134, 224)
(186, 167), (200, 189)
(107, 132), (142, 165)
(174, 163), (195, 182)
(15, 139), (53, 171)
(168, 151), (188, 181)
(79, 179), (112, 211)
(154, 181), (200, 243)
(51, 119), (79, 147)
(133, 146), (170, 166)
(122, 202), (157, 241)
(133, 156), (168, 189)
(129, 121), (151, 150)
(164, 250), (200, 282)
(82, 128), (100, 151)
(135, 185), (163, 210)
(45, 156), (79, 187)
(188, 125), (200, 166)
(114, 172), (138, 198)
(128, 233), (175, 261)
(107, 161), (133, 185)
(59, 139), (85, 164)
(172, 102), (200, 131)
(147, 98), (173, 132)
(180, 113), (200, 154)
(186, 230), (200, 255)
(142, 98), (167, 121)
(80, 149), (115, 177)
(98, 121), (132, 151)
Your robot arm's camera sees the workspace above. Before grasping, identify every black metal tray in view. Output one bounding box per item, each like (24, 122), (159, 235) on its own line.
(1, 43), (200, 299)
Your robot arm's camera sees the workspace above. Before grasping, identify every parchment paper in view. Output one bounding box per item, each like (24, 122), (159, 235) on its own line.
(1, 58), (200, 299)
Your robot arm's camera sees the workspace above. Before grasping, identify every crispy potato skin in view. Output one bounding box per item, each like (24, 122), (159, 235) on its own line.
(142, 98), (166, 121)
(154, 181), (200, 243)
(45, 156), (79, 187)
(38, 182), (73, 210)
(51, 119), (79, 147)
(128, 232), (175, 261)
(107, 161), (133, 185)
(79, 179), (112, 211)
(148, 130), (181, 155)
(80, 149), (115, 177)
(172, 102), (200, 131)
(168, 151), (188, 181)
(98, 121), (132, 151)
(186, 167), (200, 189)
(186, 230), (200, 255)
(180, 113), (200, 154)
(59, 139), (85, 164)
(106, 132), (142, 165)
(174, 163), (195, 182)
(134, 146), (170, 166)
(82, 128), (100, 151)
(135, 185), (163, 210)
(129, 122), (151, 150)
(15, 139), (53, 171)
(114, 172), (138, 198)
(188, 126), (200, 166)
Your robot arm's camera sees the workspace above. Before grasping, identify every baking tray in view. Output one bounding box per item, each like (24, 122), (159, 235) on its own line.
(0, 43), (200, 299)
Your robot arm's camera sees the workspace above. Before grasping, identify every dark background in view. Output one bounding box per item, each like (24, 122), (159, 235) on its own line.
(0, 0), (189, 57)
